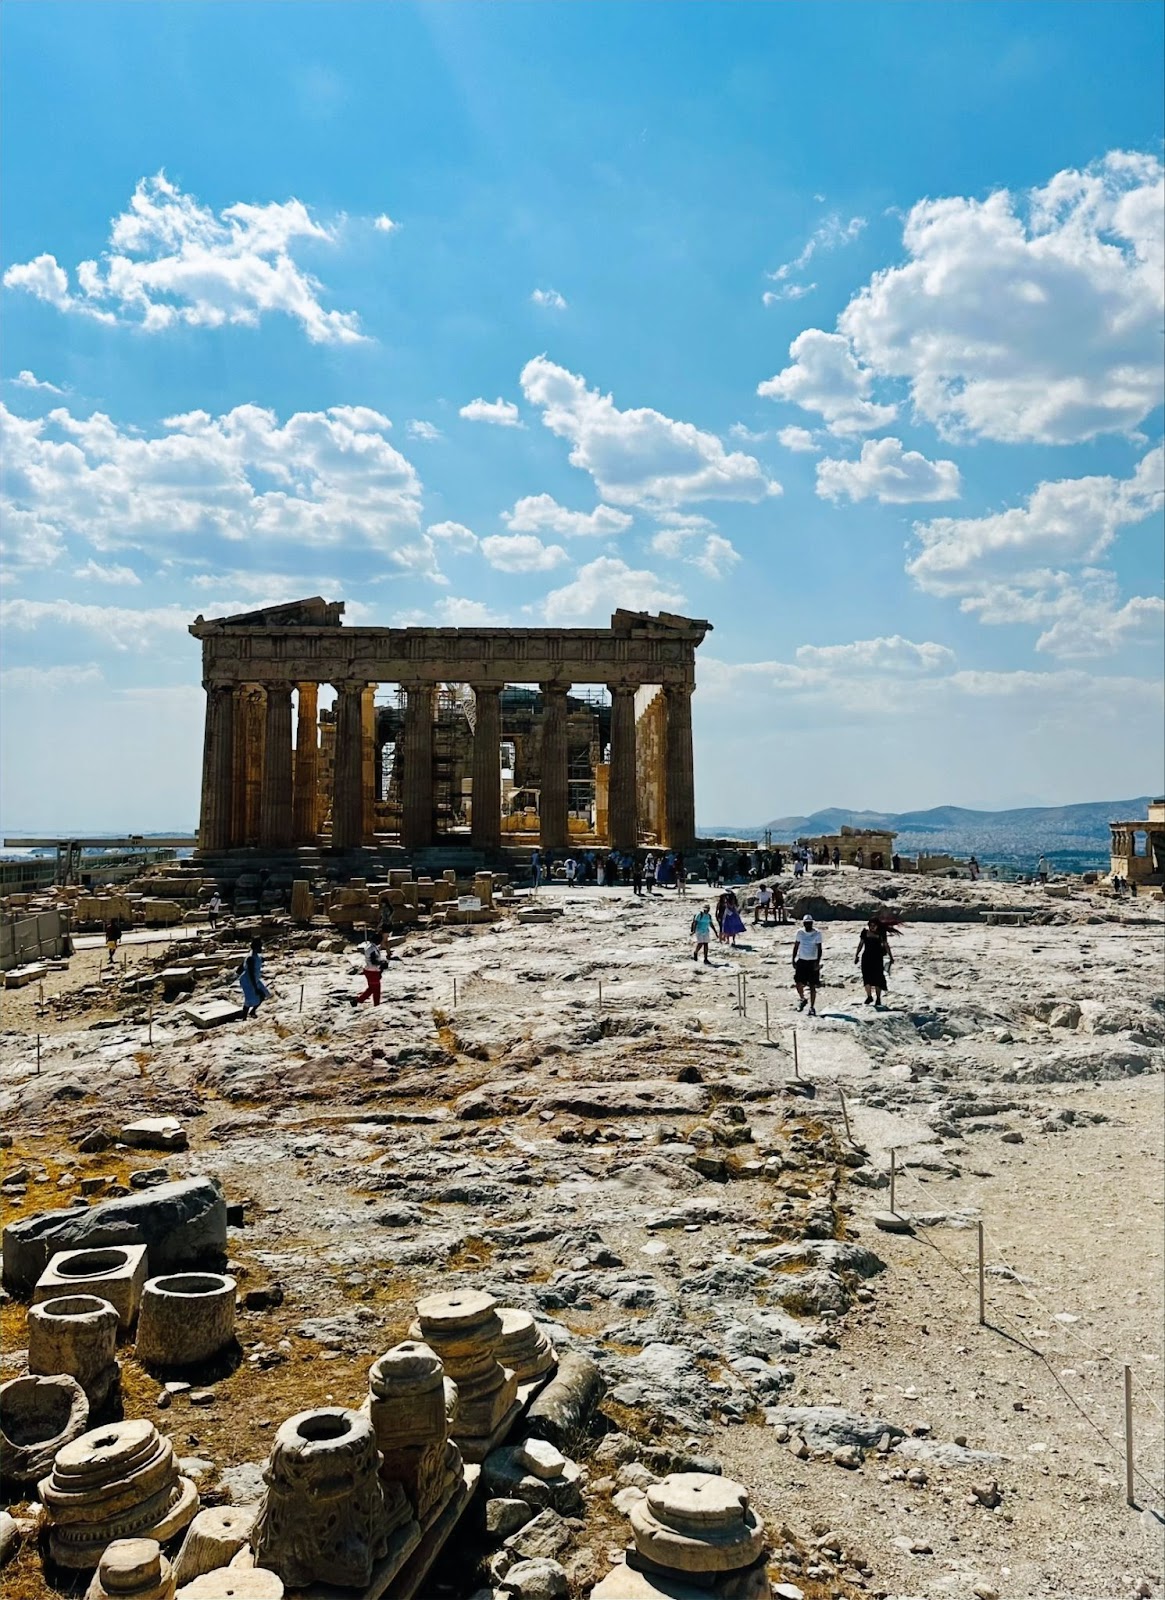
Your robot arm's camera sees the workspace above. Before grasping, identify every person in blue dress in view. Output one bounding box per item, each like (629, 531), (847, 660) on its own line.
(239, 938), (269, 1019)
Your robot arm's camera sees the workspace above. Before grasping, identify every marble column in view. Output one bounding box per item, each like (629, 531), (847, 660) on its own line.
(402, 683), (436, 850)
(470, 684), (503, 850)
(198, 683), (235, 852)
(538, 682), (569, 850)
(361, 686), (377, 845)
(331, 681), (365, 851)
(231, 687), (266, 847)
(607, 683), (638, 851)
(259, 682), (294, 849)
(292, 683), (319, 844)
(663, 682), (696, 849)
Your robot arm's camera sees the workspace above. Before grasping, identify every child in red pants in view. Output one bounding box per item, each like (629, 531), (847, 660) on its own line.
(352, 933), (387, 1005)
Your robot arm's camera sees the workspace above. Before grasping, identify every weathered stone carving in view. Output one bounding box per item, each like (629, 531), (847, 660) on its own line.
(28, 1294), (120, 1410)
(34, 1245), (149, 1331)
(251, 1408), (411, 1589)
(173, 1506), (256, 1587)
(497, 1308), (556, 1383)
(365, 1341), (463, 1524)
(39, 1417), (199, 1569)
(0, 1374), (89, 1489)
(135, 1273), (237, 1369)
(180, 1570), (284, 1600)
(627, 1473), (766, 1590)
(414, 1290), (519, 1463)
(84, 1538), (175, 1600)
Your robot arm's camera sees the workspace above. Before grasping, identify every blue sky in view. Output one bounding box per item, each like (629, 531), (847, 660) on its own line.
(1, 1), (1162, 831)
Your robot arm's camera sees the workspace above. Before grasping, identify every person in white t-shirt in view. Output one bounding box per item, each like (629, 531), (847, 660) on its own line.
(753, 884), (773, 925)
(792, 913), (823, 1015)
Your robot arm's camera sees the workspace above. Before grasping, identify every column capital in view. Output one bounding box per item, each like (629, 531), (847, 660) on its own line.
(606, 679), (638, 697)
(265, 679), (295, 697)
(332, 677), (367, 696)
(469, 681), (503, 697)
(539, 679), (571, 697)
(664, 680), (694, 699)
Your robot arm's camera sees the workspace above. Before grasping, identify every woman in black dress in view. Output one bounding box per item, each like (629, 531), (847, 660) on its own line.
(855, 916), (894, 1008)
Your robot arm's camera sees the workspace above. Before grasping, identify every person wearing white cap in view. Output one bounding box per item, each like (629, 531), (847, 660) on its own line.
(792, 912), (823, 1015)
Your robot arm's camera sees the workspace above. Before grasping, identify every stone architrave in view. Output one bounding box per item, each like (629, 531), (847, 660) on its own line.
(259, 684), (294, 850)
(470, 685), (503, 850)
(414, 1290), (519, 1463)
(198, 684), (235, 853)
(538, 683), (569, 850)
(365, 1341), (462, 1522)
(251, 1408), (413, 1590)
(607, 683), (638, 851)
(331, 682), (365, 852)
(663, 682), (696, 850)
(402, 684), (436, 850)
(291, 683), (319, 843)
(39, 1417), (199, 1569)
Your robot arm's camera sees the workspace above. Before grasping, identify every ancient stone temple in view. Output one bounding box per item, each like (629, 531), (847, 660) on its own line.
(190, 600), (711, 855)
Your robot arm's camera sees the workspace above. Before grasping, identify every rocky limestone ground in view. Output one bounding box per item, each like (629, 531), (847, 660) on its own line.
(1, 868), (1162, 1600)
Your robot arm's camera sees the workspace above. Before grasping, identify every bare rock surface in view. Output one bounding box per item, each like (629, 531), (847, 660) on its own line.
(2, 873), (1162, 1599)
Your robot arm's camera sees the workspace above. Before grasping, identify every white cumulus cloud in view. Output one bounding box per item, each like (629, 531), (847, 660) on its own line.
(0, 399), (426, 567)
(776, 426), (820, 453)
(540, 556), (685, 623)
(373, 214), (398, 233)
(0, 598), (190, 650)
(3, 172), (365, 344)
(521, 356), (779, 508)
(837, 150), (1164, 442)
(908, 444), (1163, 594)
(907, 444), (1163, 658)
(502, 493), (633, 539)
(758, 329), (897, 436)
(531, 288), (567, 310)
(407, 420), (443, 442)
(13, 370), (64, 394)
(480, 534), (568, 573)
(426, 520), (478, 552)
(795, 635), (957, 674)
(73, 559), (142, 585)
(816, 437), (962, 503)
(459, 397), (524, 428)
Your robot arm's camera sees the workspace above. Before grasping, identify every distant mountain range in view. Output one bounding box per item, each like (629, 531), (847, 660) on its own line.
(702, 797), (1158, 871)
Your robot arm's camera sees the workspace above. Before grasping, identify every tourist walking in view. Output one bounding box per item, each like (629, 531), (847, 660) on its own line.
(239, 937), (270, 1019)
(675, 853), (687, 896)
(351, 932), (387, 1007)
(206, 892), (222, 931)
(968, 855), (980, 881)
(631, 856), (644, 896)
(721, 889), (745, 947)
(564, 856), (577, 886)
(792, 914), (822, 1015)
(855, 916), (895, 1008)
(104, 917), (122, 966)
(831, 846), (840, 869)
(690, 904), (714, 963)
(773, 884), (787, 924)
(531, 849), (543, 891)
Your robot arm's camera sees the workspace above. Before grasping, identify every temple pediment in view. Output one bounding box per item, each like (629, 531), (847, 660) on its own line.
(190, 597), (345, 635)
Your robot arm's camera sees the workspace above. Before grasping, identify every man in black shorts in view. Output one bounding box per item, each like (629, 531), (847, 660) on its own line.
(792, 913), (823, 1015)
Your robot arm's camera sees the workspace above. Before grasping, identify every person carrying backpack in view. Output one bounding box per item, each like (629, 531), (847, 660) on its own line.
(690, 904), (714, 963)
(351, 932), (387, 1007)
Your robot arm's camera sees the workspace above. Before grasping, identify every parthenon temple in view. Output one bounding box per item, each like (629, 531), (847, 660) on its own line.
(190, 599), (711, 856)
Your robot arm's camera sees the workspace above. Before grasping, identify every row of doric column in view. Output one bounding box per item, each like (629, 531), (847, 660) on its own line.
(198, 678), (696, 854)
